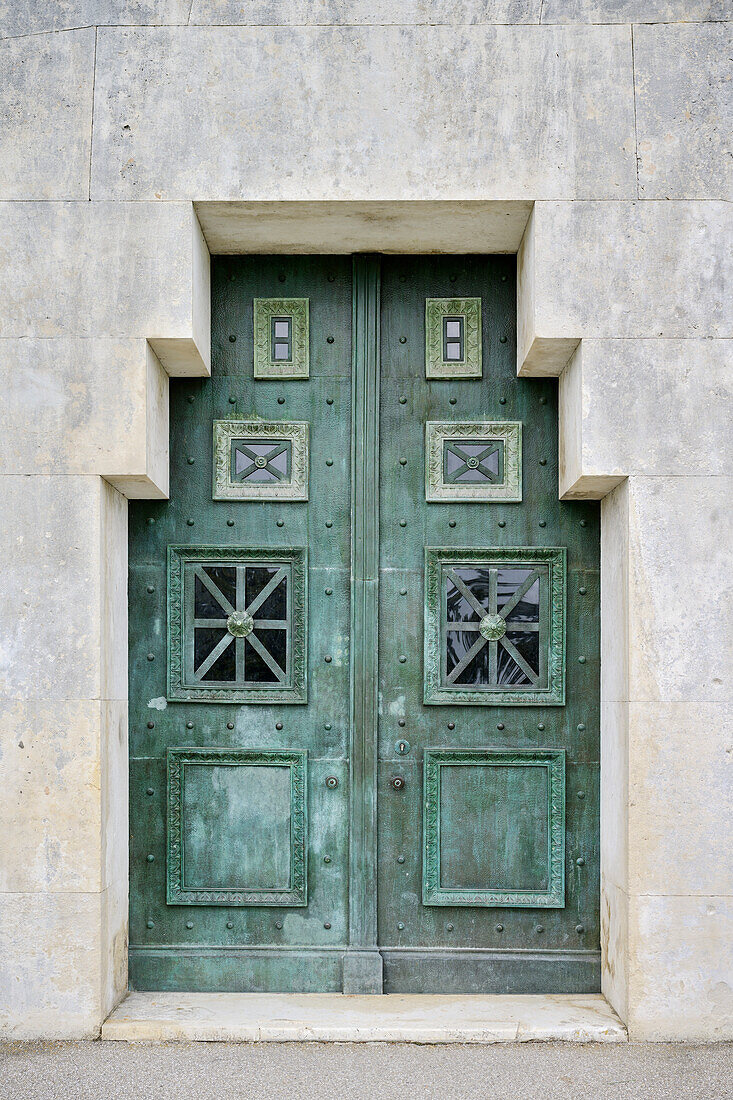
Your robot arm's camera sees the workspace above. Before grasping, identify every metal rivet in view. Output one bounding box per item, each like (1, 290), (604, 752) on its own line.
(186, 721), (193, 730)
(147, 920), (154, 929)
(326, 459), (333, 466)
(580, 519), (588, 527)
(277, 520), (285, 528)
(327, 273), (336, 282)
(324, 856), (332, 864)
(147, 653), (155, 662)
(497, 723), (505, 730)
(498, 520), (506, 528)
(391, 776), (405, 791)
(324, 655), (332, 663)
(499, 397), (507, 405)
(400, 588), (407, 595)
(537, 723), (545, 731)
(275, 921), (283, 929)
(146, 854), (154, 862)
(227, 519), (235, 527)
(399, 520), (407, 527)
(275, 722), (283, 731)
(398, 719), (406, 727)
(539, 459), (547, 466)
(147, 517), (155, 525)
(187, 456), (195, 465)
(187, 395), (195, 404)
(227, 722), (234, 730)
(449, 397), (457, 405)
(187, 519), (194, 526)
(446, 923), (454, 932)
(147, 721), (155, 729)
(447, 722), (455, 730)
(277, 396), (285, 405)
(399, 458), (407, 466)
(501, 274), (508, 282)
(324, 723), (332, 731)
(228, 396), (236, 404)
(324, 922), (331, 929)
(325, 521), (333, 528)
(226, 921), (234, 929)
(577, 722), (586, 731)
(397, 856), (405, 864)
(325, 776), (339, 789)
(449, 274), (457, 283)
(146, 787), (154, 796)
(577, 790), (585, 800)
(325, 587), (333, 595)
(499, 336), (508, 344)
(228, 334), (236, 343)
(327, 336), (334, 344)
(278, 273), (286, 282)
(146, 585), (155, 593)
(448, 520), (456, 528)
(399, 655), (407, 664)
(539, 520), (546, 528)
(540, 397), (548, 405)
(578, 656), (587, 664)
(326, 397), (334, 405)
(535, 924), (544, 934)
(399, 336), (407, 344)
(397, 922), (405, 930)
(184, 921), (193, 931)
(399, 396), (407, 404)
(576, 857), (585, 867)
(576, 924), (585, 934)
(579, 586), (587, 595)
(495, 923), (504, 932)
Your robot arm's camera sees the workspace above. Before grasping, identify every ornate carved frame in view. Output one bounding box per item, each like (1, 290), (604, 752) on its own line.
(212, 418), (309, 501)
(425, 420), (522, 502)
(425, 297), (482, 378)
(253, 297), (309, 379)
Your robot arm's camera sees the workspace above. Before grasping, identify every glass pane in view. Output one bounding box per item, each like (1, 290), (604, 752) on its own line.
(497, 638), (533, 686)
(245, 566), (287, 618)
(447, 568), (491, 620)
(445, 320), (462, 338)
(504, 630), (540, 679)
(447, 632), (489, 685)
(445, 342), (462, 360)
(194, 567), (236, 617)
(273, 320), (290, 338)
(274, 342), (290, 360)
(233, 441), (291, 483)
(194, 629), (236, 681)
(244, 637), (280, 683)
(500, 571), (540, 623)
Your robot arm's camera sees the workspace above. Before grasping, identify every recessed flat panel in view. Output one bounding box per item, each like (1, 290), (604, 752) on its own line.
(439, 763), (549, 893)
(182, 763), (292, 891)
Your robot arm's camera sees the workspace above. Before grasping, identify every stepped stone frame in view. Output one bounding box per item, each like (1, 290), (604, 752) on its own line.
(0, 13), (730, 1048)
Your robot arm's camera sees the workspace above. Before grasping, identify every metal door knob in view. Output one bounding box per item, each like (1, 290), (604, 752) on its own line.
(391, 776), (405, 791)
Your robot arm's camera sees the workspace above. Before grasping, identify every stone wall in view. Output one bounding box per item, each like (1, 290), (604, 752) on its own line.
(0, 2), (730, 1040)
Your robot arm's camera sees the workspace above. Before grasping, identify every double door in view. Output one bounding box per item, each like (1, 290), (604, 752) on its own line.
(129, 255), (599, 994)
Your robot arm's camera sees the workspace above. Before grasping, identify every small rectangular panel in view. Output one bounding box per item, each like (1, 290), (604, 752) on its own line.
(424, 547), (565, 706)
(167, 748), (307, 906)
(425, 421), (522, 503)
(425, 298), (481, 379)
(167, 546), (307, 704)
(423, 749), (565, 908)
(213, 419), (309, 501)
(254, 297), (309, 379)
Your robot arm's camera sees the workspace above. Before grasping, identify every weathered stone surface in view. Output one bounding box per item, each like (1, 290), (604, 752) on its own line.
(90, 25), (636, 201)
(541, 1), (729, 21)
(600, 482), (629, 706)
(190, 0), (539, 23)
(626, 476), (732, 704)
(628, 701), (733, 898)
(0, 339), (168, 496)
(635, 23), (733, 200)
(628, 894), (733, 1041)
(518, 201), (732, 374)
(0, 1), (191, 38)
(600, 875), (629, 1026)
(559, 339), (733, 497)
(0, 29), (94, 200)
(0, 202), (210, 376)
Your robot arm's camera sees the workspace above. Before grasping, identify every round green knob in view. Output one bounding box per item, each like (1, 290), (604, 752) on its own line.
(479, 613), (506, 641)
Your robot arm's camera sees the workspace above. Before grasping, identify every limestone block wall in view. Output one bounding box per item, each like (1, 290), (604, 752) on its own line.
(0, 2), (730, 1040)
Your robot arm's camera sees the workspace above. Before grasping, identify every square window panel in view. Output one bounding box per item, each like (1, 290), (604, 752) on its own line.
(425, 421), (522, 503)
(424, 547), (565, 706)
(213, 419), (308, 501)
(254, 298), (309, 378)
(167, 747), (307, 906)
(423, 749), (565, 907)
(167, 546), (307, 703)
(425, 298), (481, 379)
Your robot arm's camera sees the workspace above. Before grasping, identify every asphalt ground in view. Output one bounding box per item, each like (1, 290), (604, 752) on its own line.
(1, 1040), (732, 1100)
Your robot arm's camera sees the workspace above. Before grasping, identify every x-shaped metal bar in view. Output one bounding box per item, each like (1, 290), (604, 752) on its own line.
(234, 442), (290, 482)
(445, 442), (501, 483)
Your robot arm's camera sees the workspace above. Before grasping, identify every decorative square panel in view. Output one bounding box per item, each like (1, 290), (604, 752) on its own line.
(423, 749), (565, 907)
(167, 546), (307, 703)
(425, 298), (482, 379)
(424, 547), (565, 706)
(425, 421), (522, 503)
(213, 419), (309, 501)
(254, 298), (309, 379)
(167, 747), (307, 906)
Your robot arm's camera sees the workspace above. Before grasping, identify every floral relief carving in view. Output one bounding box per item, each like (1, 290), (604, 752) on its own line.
(425, 420), (522, 503)
(425, 297), (482, 379)
(213, 419), (309, 501)
(253, 297), (309, 379)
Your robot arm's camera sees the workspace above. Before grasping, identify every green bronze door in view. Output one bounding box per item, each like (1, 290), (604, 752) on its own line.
(128, 254), (599, 993)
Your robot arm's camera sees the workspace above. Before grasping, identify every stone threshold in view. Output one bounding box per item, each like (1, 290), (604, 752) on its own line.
(102, 992), (626, 1043)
